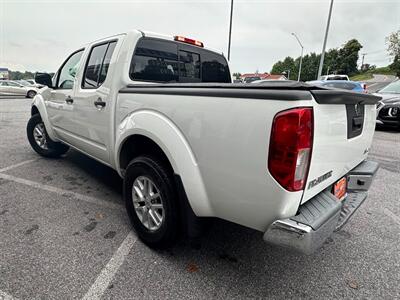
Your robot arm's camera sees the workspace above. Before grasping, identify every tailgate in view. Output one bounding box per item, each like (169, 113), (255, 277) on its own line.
(301, 90), (380, 203)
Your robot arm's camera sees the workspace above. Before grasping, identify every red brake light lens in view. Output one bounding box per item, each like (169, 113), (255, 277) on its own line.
(268, 108), (313, 191)
(174, 36), (204, 47)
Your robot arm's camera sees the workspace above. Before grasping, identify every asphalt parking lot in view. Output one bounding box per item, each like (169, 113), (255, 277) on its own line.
(0, 97), (399, 300)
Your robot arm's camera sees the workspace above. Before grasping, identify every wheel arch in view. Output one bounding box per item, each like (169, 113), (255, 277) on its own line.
(119, 134), (174, 175)
(115, 110), (213, 217)
(30, 94), (58, 141)
(31, 105), (39, 116)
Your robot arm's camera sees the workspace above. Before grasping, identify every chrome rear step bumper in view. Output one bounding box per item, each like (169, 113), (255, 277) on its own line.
(263, 160), (379, 254)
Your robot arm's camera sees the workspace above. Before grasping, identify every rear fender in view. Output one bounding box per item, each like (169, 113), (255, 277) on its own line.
(115, 110), (212, 216)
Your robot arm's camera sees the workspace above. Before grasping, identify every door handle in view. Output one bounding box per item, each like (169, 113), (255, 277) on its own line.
(94, 98), (106, 110)
(65, 96), (74, 104)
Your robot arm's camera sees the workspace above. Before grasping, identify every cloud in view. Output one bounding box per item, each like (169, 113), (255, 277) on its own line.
(0, 0), (398, 73)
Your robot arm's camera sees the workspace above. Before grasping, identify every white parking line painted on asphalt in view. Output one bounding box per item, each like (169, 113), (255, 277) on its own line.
(0, 159), (38, 173)
(384, 208), (400, 226)
(0, 173), (123, 210)
(0, 290), (18, 300)
(82, 231), (137, 300)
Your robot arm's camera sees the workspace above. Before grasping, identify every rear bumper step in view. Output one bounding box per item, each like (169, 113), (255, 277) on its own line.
(263, 160), (379, 254)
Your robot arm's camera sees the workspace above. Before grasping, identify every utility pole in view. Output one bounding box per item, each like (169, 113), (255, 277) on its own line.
(317, 0), (334, 79)
(361, 53), (366, 69)
(291, 33), (304, 81)
(227, 0), (234, 61)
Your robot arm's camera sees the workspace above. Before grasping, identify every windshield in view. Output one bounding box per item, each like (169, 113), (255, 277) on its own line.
(244, 76), (261, 83)
(379, 80), (400, 94)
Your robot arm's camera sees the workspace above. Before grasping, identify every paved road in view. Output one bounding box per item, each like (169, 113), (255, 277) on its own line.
(365, 74), (397, 93)
(0, 98), (399, 299)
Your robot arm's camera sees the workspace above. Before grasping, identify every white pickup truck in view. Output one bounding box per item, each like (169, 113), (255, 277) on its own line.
(27, 30), (380, 254)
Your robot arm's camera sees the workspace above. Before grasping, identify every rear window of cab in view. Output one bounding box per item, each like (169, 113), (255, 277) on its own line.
(129, 38), (231, 83)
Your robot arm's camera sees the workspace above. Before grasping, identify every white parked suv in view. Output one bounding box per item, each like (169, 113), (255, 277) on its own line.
(27, 30), (380, 254)
(320, 74), (350, 81)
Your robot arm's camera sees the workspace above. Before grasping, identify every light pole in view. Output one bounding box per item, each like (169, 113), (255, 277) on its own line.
(317, 0), (334, 79)
(227, 0), (234, 61)
(291, 32), (304, 81)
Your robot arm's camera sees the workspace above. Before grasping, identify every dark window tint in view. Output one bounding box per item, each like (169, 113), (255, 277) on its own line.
(179, 50), (200, 81)
(130, 39), (179, 83)
(201, 51), (230, 83)
(83, 41), (116, 89)
(98, 42), (116, 85)
(326, 76), (347, 81)
(324, 82), (356, 90)
(244, 76), (261, 83)
(130, 38), (231, 83)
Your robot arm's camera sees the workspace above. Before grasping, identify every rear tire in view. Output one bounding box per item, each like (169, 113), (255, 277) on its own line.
(27, 114), (69, 158)
(123, 155), (180, 249)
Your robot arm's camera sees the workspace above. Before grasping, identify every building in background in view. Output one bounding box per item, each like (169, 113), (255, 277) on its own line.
(266, 74), (287, 80)
(0, 68), (9, 80)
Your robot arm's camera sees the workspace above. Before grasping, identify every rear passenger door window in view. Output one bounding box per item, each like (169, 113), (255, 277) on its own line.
(83, 41), (117, 89)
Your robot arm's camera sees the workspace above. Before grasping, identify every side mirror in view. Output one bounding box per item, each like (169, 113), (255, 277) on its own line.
(35, 72), (53, 88)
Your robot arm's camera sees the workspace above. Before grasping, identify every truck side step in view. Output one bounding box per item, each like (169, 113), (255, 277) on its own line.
(291, 190), (342, 231)
(335, 191), (368, 231)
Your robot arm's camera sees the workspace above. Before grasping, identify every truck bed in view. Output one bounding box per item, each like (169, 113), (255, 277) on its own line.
(116, 81), (380, 231)
(120, 81), (381, 105)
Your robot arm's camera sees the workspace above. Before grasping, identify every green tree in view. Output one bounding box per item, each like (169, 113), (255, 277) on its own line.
(271, 56), (297, 80)
(323, 48), (339, 75)
(9, 70), (35, 80)
(232, 72), (241, 79)
(390, 55), (400, 77)
(386, 30), (400, 57)
(336, 39), (363, 75)
(386, 30), (400, 77)
(270, 39), (363, 81)
(298, 53), (320, 81)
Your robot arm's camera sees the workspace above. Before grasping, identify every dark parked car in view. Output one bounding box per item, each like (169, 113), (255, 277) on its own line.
(243, 76), (261, 83)
(374, 80), (400, 130)
(307, 80), (367, 93)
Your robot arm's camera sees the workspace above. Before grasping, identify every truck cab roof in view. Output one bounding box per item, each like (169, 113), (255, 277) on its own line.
(86, 29), (224, 57)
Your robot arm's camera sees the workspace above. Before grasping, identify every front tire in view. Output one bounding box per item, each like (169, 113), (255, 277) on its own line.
(27, 114), (69, 158)
(124, 155), (180, 249)
(27, 90), (37, 98)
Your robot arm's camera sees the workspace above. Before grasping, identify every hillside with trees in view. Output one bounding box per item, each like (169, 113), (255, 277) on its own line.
(271, 39), (363, 81)
(386, 29), (400, 77)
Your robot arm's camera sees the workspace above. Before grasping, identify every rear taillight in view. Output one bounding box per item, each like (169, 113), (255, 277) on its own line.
(268, 107), (313, 191)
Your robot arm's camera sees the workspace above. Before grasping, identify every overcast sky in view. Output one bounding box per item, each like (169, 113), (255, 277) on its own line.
(0, 0), (399, 73)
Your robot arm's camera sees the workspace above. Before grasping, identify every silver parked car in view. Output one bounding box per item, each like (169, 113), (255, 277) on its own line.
(23, 79), (45, 88)
(0, 80), (38, 98)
